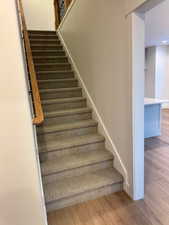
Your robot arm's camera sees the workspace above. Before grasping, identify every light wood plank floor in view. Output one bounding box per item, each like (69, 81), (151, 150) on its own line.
(48, 109), (169, 225)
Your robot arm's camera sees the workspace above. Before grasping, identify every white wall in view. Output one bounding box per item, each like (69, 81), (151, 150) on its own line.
(126, 0), (165, 14)
(126, 0), (148, 13)
(0, 2), (47, 225)
(145, 47), (156, 97)
(22, 0), (55, 30)
(145, 0), (169, 47)
(156, 46), (169, 107)
(59, 0), (133, 197)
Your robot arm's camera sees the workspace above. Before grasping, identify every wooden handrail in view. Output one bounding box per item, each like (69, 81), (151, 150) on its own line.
(64, 0), (72, 10)
(54, 0), (72, 28)
(54, 0), (61, 29)
(16, 0), (44, 125)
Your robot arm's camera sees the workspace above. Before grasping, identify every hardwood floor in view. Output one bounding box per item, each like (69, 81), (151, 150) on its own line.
(47, 109), (169, 225)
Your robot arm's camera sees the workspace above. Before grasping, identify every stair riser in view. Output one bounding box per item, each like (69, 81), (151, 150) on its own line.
(43, 160), (113, 184)
(46, 182), (123, 212)
(40, 89), (82, 100)
(30, 40), (60, 45)
(31, 45), (63, 50)
(29, 35), (58, 40)
(37, 126), (97, 141)
(32, 51), (65, 57)
(35, 64), (71, 71)
(29, 31), (56, 35)
(43, 112), (92, 126)
(38, 80), (78, 89)
(42, 100), (86, 112)
(34, 57), (68, 63)
(40, 141), (105, 160)
(37, 72), (74, 80)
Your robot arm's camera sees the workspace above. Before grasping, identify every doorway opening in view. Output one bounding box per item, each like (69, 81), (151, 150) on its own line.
(144, 0), (169, 207)
(132, 0), (169, 207)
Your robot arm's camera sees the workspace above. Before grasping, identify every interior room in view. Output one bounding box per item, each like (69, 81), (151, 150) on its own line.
(144, 0), (169, 202)
(145, 0), (169, 143)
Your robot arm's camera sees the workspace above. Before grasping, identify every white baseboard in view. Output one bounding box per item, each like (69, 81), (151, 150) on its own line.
(57, 29), (130, 193)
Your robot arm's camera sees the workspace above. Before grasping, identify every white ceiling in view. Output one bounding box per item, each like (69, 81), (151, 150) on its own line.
(145, 0), (169, 47)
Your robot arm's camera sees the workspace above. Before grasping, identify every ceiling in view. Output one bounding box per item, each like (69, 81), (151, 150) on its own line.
(145, 0), (169, 47)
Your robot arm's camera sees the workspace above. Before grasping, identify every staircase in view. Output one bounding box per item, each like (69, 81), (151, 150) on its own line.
(29, 30), (123, 212)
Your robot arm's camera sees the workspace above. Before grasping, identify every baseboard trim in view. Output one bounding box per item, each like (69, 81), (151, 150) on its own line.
(57, 29), (130, 193)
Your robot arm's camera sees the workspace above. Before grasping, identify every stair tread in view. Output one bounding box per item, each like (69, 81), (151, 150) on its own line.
(39, 133), (105, 153)
(29, 34), (57, 36)
(37, 70), (74, 74)
(38, 119), (97, 134)
(40, 87), (81, 93)
(28, 31), (57, 36)
(29, 30), (56, 33)
(32, 49), (64, 52)
(30, 36), (58, 40)
(31, 43), (61, 46)
(35, 62), (70, 66)
(29, 33), (58, 38)
(33, 56), (67, 59)
(39, 78), (77, 83)
(29, 31), (58, 37)
(44, 107), (91, 118)
(44, 168), (123, 203)
(30, 39), (59, 41)
(42, 97), (86, 105)
(41, 149), (113, 176)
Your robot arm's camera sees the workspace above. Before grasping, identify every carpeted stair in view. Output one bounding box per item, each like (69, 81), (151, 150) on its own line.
(29, 30), (123, 212)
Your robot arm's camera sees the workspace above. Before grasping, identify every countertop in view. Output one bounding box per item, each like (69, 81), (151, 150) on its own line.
(144, 98), (169, 106)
